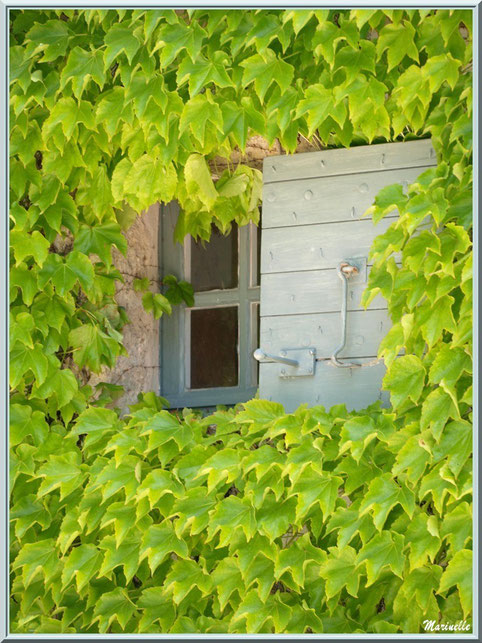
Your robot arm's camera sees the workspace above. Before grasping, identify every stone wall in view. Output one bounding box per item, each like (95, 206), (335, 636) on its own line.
(89, 203), (161, 412)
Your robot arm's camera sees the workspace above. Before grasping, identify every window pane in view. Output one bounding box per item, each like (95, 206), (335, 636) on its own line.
(190, 224), (238, 292)
(190, 307), (238, 389)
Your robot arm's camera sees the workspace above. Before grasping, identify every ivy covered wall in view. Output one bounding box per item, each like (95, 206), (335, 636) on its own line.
(9, 8), (473, 635)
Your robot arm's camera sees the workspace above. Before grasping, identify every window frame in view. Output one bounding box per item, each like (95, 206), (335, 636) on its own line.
(159, 201), (260, 409)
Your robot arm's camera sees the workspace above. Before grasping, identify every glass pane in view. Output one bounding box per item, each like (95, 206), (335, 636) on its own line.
(190, 224), (238, 292)
(190, 307), (238, 389)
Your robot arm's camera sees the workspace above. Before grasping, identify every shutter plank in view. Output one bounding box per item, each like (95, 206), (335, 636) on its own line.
(263, 139), (436, 184)
(260, 309), (390, 359)
(262, 166), (433, 229)
(261, 267), (387, 316)
(261, 219), (394, 274)
(259, 361), (389, 413)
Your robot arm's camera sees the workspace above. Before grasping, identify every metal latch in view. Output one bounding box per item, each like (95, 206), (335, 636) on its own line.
(253, 348), (316, 378)
(330, 258), (380, 369)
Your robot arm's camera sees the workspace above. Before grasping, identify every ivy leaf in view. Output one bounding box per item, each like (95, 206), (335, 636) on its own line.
(10, 343), (49, 388)
(179, 93), (224, 147)
(140, 523), (189, 574)
(383, 355), (426, 409)
(423, 54), (460, 92)
(123, 155), (178, 209)
(68, 323), (121, 372)
(184, 153), (218, 209)
(208, 496), (257, 546)
(405, 513), (441, 570)
(38, 252), (94, 296)
(418, 295), (456, 348)
(275, 533), (325, 588)
(61, 544), (102, 592)
(93, 587), (136, 633)
(289, 465), (342, 523)
(419, 463), (457, 514)
(339, 415), (378, 462)
(141, 410), (193, 450)
(240, 49), (294, 102)
(12, 539), (59, 588)
(163, 559), (213, 604)
(231, 589), (272, 632)
(137, 469), (183, 508)
(234, 399), (285, 426)
(26, 19), (71, 62)
(391, 435), (431, 485)
(256, 494), (297, 542)
(98, 535), (140, 584)
(212, 557), (244, 611)
(295, 85), (346, 137)
(357, 531), (405, 586)
(376, 21), (419, 70)
(37, 452), (86, 500)
(104, 23), (141, 68)
(43, 97), (96, 140)
(319, 546), (360, 598)
(142, 292), (172, 319)
(10, 230), (50, 268)
(429, 345), (472, 388)
(100, 502), (137, 547)
(432, 420), (472, 479)
(438, 549), (472, 618)
(177, 50), (233, 96)
(10, 494), (51, 539)
(420, 387), (459, 442)
(440, 502), (472, 552)
(10, 403), (48, 446)
(74, 223), (127, 266)
(155, 20), (207, 67)
(60, 46), (105, 99)
(221, 97), (266, 150)
(325, 500), (376, 549)
(73, 407), (119, 448)
(172, 487), (218, 536)
(359, 473), (415, 530)
(88, 456), (141, 503)
(137, 587), (176, 633)
(163, 274), (194, 307)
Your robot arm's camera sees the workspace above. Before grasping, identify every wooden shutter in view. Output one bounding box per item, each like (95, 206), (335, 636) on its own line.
(257, 139), (436, 413)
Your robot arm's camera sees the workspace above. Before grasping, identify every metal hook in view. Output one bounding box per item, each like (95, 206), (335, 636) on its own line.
(330, 262), (362, 368)
(330, 261), (381, 368)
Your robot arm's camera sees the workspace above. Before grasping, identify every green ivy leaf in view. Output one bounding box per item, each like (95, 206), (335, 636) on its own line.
(359, 473), (415, 530)
(26, 19), (71, 62)
(60, 46), (105, 99)
(376, 21), (419, 70)
(61, 544), (102, 592)
(319, 545), (360, 599)
(140, 522), (189, 574)
(93, 587), (136, 633)
(383, 355), (426, 408)
(438, 549), (472, 618)
(240, 49), (294, 102)
(357, 531), (405, 586)
(104, 23), (141, 68)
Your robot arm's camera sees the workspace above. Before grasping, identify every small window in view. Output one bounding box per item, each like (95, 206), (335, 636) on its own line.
(160, 203), (259, 409)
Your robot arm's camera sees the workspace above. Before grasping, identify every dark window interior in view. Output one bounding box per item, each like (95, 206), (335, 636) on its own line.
(190, 306), (239, 389)
(190, 223), (238, 292)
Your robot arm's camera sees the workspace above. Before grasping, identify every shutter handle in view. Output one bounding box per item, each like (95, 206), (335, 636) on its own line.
(330, 261), (363, 368)
(253, 348), (299, 368)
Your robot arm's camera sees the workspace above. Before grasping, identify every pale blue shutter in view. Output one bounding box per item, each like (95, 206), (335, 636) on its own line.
(256, 139), (436, 413)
